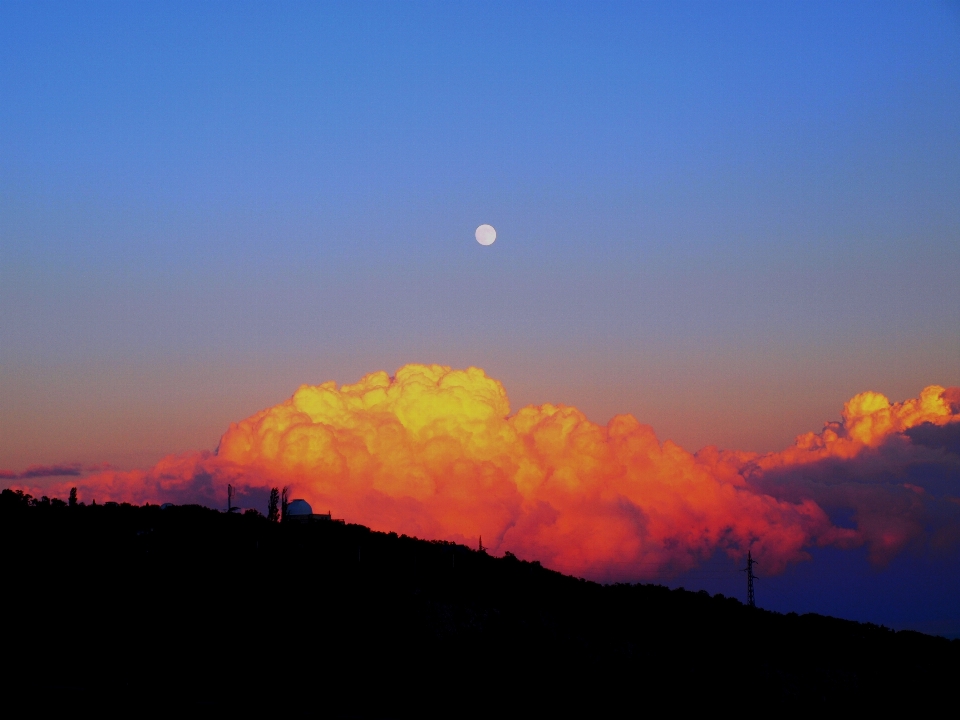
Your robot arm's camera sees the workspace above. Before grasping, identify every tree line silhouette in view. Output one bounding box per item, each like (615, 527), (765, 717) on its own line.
(0, 487), (956, 715)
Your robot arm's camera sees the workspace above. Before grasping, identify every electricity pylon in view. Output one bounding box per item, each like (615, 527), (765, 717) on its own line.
(741, 550), (758, 607)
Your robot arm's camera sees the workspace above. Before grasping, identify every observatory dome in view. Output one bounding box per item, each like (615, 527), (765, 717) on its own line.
(286, 499), (313, 516)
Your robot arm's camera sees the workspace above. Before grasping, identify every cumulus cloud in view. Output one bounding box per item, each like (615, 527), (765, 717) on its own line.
(15, 365), (960, 580)
(725, 385), (960, 564)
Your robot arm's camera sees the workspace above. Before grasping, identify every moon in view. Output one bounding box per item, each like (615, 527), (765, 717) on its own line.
(475, 224), (496, 246)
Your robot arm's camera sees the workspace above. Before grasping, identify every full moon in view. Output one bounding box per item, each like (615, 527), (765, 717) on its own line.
(475, 224), (496, 246)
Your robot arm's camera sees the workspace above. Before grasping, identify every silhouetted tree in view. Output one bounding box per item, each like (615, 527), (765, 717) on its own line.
(281, 486), (289, 521)
(267, 487), (280, 522)
(69, 487), (78, 507)
(0, 488), (31, 508)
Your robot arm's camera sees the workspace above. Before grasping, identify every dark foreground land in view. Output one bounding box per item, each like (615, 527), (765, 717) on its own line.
(1, 490), (957, 715)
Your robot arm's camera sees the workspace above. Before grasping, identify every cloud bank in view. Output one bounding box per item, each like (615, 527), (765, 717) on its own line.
(15, 365), (960, 580)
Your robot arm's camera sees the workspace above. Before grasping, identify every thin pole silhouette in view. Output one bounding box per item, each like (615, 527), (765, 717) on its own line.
(741, 551), (759, 607)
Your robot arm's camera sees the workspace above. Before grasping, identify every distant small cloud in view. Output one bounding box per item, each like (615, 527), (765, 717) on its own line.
(84, 462), (114, 472)
(18, 463), (83, 479)
(0, 470), (16, 480)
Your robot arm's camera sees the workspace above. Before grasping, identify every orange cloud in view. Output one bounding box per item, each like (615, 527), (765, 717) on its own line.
(753, 385), (957, 468)
(19, 365), (960, 580)
(728, 384), (960, 564)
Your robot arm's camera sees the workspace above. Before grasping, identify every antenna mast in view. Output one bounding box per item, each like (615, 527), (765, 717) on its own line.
(742, 550), (758, 607)
(227, 484), (235, 513)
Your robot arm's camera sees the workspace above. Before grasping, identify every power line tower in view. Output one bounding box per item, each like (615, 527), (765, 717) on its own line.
(741, 550), (758, 607)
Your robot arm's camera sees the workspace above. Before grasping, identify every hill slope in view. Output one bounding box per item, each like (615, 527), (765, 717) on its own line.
(1, 490), (956, 715)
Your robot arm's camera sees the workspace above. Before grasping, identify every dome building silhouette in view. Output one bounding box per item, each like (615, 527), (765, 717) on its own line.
(283, 498), (342, 524)
(285, 499), (314, 517)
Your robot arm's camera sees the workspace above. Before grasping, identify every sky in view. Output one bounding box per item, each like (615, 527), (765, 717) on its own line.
(2, 2), (959, 631)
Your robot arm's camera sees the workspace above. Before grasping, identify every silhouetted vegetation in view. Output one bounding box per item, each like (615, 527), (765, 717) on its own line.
(0, 487), (956, 715)
(267, 486), (280, 522)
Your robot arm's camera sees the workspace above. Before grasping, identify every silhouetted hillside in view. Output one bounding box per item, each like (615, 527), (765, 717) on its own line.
(1, 489), (956, 715)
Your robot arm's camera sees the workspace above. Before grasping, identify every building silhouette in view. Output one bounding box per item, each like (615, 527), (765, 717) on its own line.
(283, 498), (343, 524)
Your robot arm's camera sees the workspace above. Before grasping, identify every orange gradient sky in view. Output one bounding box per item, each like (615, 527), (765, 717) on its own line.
(3, 339), (957, 473)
